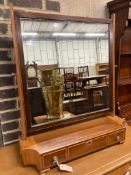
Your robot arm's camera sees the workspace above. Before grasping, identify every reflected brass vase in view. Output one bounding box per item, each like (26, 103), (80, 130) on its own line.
(38, 69), (64, 119)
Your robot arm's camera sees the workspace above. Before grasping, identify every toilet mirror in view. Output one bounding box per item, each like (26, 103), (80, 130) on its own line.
(12, 11), (113, 136)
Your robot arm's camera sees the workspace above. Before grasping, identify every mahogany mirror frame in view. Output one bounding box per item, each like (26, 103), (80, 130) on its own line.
(11, 9), (114, 138)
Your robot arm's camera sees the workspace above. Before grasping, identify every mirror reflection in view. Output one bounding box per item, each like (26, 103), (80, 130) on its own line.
(20, 18), (110, 126)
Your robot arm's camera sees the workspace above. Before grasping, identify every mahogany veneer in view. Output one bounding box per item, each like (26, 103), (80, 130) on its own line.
(20, 116), (126, 174)
(108, 0), (131, 122)
(10, 8), (123, 175)
(44, 126), (131, 175)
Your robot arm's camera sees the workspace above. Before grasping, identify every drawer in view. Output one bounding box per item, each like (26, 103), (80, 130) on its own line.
(108, 130), (125, 145)
(69, 136), (107, 160)
(43, 149), (66, 169)
(106, 162), (131, 175)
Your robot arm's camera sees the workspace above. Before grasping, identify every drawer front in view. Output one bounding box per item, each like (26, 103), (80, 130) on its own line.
(69, 136), (107, 160)
(108, 130), (125, 145)
(43, 149), (66, 169)
(106, 162), (131, 175)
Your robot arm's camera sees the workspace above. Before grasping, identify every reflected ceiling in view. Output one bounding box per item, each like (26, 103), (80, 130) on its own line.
(21, 19), (108, 39)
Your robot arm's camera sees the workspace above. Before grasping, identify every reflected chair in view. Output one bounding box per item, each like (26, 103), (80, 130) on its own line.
(64, 67), (84, 97)
(64, 80), (76, 98)
(54, 67), (65, 76)
(78, 65), (90, 86)
(63, 67), (89, 114)
(64, 67), (74, 81)
(78, 66), (89, 77)
(63, 67), (88, 114)
(64, 67), (75, 98)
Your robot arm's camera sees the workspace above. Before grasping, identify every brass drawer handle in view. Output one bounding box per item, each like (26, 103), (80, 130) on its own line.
(116, 136), (121, 142)
(53, 156), (59, 165)
(86, 140), (93, 146)
(116, 135), (124, 144)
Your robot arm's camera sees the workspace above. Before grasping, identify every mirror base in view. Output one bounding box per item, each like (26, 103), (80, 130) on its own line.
(20, 116), (126, 173)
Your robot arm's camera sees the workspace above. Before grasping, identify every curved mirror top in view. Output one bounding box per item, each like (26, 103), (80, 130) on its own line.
(20, 17), (110, 128)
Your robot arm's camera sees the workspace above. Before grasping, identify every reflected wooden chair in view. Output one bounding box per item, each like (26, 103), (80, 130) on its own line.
(63, 67), (88, 114)
(64, 80), (76, 98)
(63, 73), (89, 114)
(63, 67), (89, 114)
(64, 67), (74, 80)
(78, 65), (90, 86)
(63, 67), (75, 98)
(78, 66), (89, 77)
(64, 67), (84, 97)
(54, 67), (65, 76)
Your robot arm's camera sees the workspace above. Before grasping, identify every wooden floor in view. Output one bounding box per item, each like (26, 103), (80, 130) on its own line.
(0, 143), (39, 175)
(0, 124), (131, 175)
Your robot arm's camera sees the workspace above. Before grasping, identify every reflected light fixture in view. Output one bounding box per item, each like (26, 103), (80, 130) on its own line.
(85, 33), (106, 37)
(25, 40), (33, 45)
(54, 23), (59, 28)
(22, 32), (38, 36)
(53, 33), (76, 36)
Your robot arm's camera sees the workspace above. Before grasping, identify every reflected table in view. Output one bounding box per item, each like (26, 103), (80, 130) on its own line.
(77, 74), (107, 87)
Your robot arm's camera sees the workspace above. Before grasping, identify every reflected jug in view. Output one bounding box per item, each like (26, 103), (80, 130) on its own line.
(38, 69), (64, 119)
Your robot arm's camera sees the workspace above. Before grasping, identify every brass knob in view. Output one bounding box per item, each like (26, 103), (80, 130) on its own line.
(53, 156), (59, 166)
(116, 136), (120, 142)
(116, 135), (124, 144)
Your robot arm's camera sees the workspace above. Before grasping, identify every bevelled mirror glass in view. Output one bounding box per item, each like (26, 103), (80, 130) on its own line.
(12, 11), (113, 135)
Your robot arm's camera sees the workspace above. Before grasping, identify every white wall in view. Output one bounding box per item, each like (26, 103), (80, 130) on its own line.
(58, 40), (97, 67)
(23, 39), (109, 75)
(23, 40), (57, 65)
(99, 40), (109, 63)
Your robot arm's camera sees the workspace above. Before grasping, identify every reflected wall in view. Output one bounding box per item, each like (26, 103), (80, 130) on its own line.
(21, 19), (109, 75)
